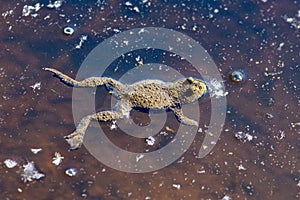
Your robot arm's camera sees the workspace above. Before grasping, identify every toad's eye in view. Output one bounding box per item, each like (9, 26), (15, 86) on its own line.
(192, 87), (198, 93)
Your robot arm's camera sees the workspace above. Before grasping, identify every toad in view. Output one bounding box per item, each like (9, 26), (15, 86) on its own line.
(43, 67), (208, 150)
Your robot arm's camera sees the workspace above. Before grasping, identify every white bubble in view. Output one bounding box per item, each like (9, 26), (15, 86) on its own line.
(63, 26), (74, 35)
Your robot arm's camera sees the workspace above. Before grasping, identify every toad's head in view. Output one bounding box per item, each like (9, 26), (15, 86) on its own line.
(176, 77), (208, 104)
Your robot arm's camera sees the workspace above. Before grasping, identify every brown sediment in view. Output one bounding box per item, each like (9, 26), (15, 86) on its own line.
(0, 1), (299, 199)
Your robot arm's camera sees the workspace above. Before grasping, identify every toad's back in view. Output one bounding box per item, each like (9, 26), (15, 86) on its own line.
(125, 80), (176, 109)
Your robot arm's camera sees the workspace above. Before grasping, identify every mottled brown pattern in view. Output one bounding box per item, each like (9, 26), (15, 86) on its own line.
(44, 68), (207, 150)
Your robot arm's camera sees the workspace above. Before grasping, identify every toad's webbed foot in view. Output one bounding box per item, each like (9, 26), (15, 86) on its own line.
(179, 117), (198, 126)
(64, 100), (131, 150)
(64, 132), (84, 150)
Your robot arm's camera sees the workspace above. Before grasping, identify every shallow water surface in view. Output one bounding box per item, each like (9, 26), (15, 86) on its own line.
(0, 1), (299, 199)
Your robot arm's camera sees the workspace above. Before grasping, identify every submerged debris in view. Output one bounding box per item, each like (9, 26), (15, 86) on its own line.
(75, 35), (87, 49)
(265, 113), (274, 119)
(235, 131), (253, 142)
(109, 120), (118, 130)
(21, 162), (45, 182)
(172, 183), (181, 190)
(283, 11), (300, 29)
(222, 195), (232, 200)
(4, 159), (18, 168)
(275, 130), (285, 140)
(145, 136), (155, 146)
(135, 55), (143, 66)
(136, 154), (144, 162)
(52, 152), (64, 166)
(165, 126), (175, 133)
(208, 79), (228, 98)
(30, 82), (41, 92)
(47, 0), (63, 9)
(159, 131), (168, 136)
(31, 148), (42, 154)
(124, 1), (141, 13)
(291, 122), (300, 128)
(237, 164), (246, 171)
(22, 3), (43, 17)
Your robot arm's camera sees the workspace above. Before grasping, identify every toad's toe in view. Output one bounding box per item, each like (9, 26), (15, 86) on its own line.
(181, 118), (199, 126)
(64, 132), (83, 150)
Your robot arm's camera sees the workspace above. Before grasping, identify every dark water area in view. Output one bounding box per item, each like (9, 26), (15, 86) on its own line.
(0, 0), (299, 199)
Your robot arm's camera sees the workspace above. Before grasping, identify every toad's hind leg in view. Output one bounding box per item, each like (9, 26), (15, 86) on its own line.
(65, 111), (124, 150)
(65, 100), (132, 150)
(43, 67), (122, 88)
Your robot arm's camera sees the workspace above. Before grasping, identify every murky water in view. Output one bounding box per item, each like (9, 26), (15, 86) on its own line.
(0, 1), (299, 199)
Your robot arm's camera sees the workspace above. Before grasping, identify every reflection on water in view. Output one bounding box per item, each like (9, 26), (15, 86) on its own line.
(0, 0), (299, 199)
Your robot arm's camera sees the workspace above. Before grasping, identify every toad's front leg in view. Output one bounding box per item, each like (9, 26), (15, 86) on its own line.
(169, 107), (199, 126)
